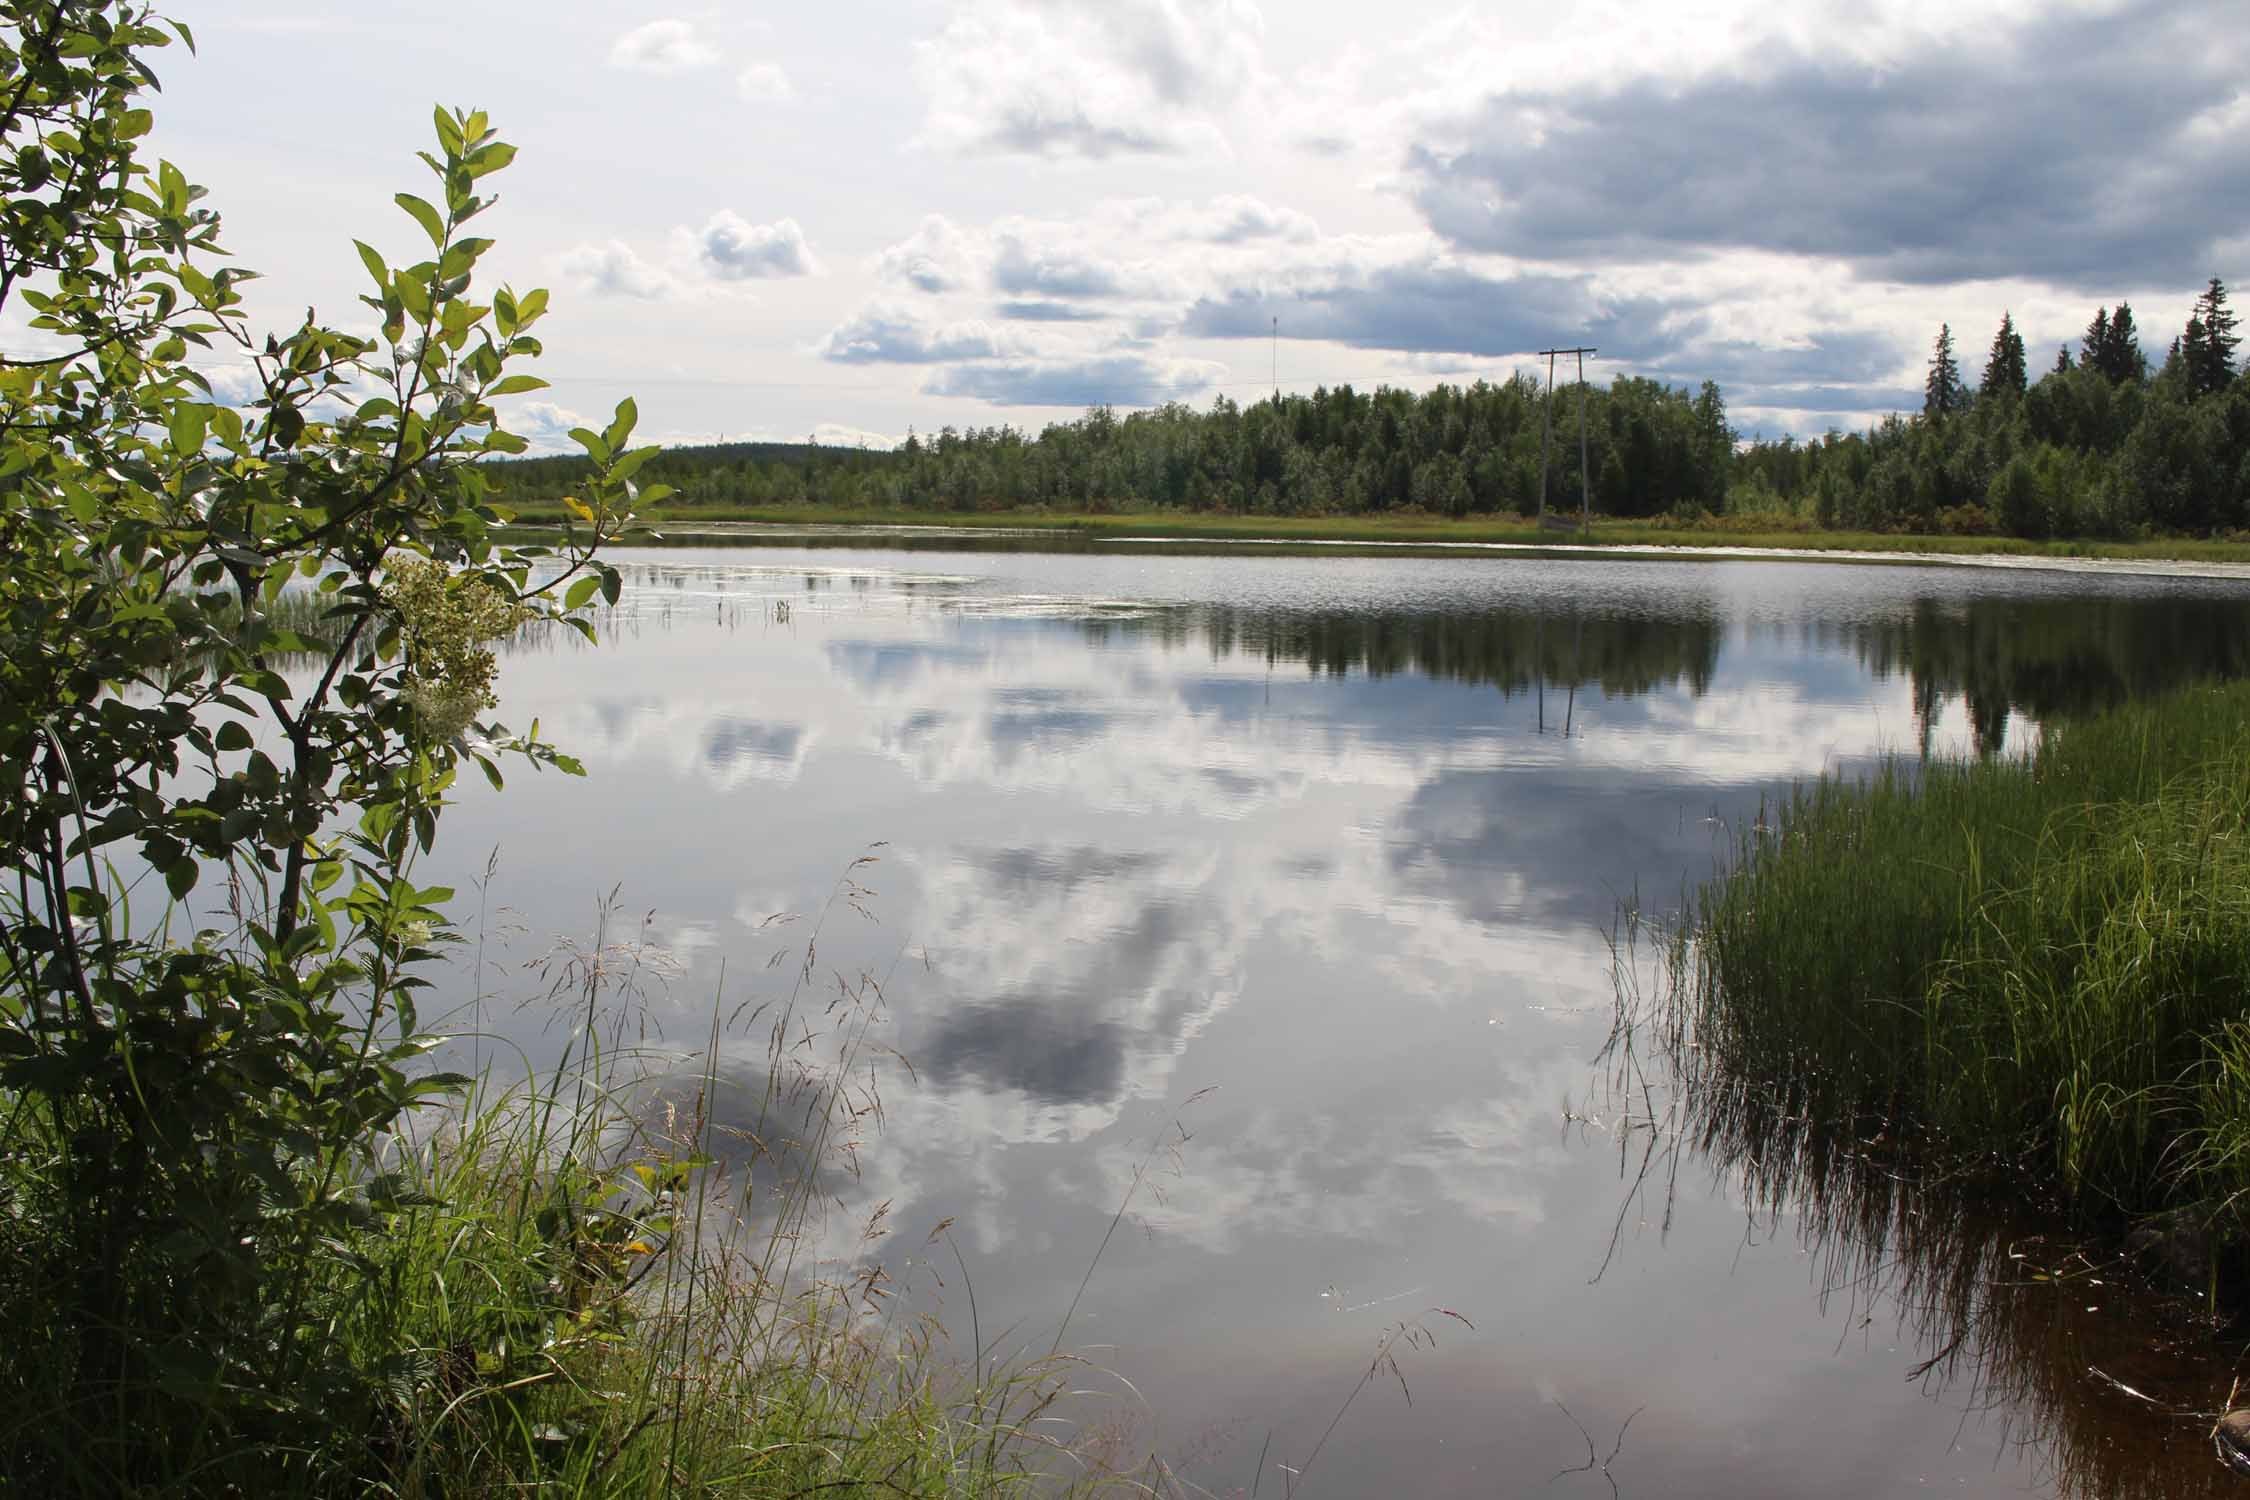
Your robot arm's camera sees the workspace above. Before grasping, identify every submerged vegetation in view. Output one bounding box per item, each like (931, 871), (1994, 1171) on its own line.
(1658, 680), (2250, 1243)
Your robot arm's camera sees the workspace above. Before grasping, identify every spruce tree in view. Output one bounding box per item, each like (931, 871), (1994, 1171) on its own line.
(2083, 307), (2110, 368)
(2081, 302), (2148, 383)
(2104, 303), (2145, 382)
(2054, 344), (2073, 374)
(2186, 276), (2240, 397)
(1925, 323), (1965, 422)
(1982, 312), (2027, 401)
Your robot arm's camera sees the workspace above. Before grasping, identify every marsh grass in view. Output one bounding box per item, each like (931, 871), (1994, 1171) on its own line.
(1667, 679), (2250, 1229)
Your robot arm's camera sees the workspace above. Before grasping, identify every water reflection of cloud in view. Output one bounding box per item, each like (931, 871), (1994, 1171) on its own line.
(906, 845), (1235, 1136)
(825, 638), (991, 688)
(1388, 767), (1740, 929)
(922, 999), (1130, 1104)
(699, 717), (805, 775)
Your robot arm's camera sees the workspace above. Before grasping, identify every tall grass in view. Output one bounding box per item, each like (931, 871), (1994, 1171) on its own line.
(1670, 680), (2250, 1224)
(0, 866), (1097, 1497)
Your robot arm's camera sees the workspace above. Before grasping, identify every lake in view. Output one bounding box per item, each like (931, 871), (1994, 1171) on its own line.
(419, 538), (2250, 1498)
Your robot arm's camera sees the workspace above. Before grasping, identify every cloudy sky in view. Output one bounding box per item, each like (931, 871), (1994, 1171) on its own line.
(148, 0), (2247, 450)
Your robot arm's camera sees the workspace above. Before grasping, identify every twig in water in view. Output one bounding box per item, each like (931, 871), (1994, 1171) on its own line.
(1548, 1399), (1644, 1499)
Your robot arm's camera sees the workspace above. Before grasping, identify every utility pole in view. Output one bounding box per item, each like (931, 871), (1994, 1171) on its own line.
(1536, 350), (1557, 522)
(1538, 346), (1598, 529)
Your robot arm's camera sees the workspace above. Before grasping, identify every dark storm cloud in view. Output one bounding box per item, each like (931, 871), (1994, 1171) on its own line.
(924, 354), (1219, 407)
(1406, 0), (2249, 287)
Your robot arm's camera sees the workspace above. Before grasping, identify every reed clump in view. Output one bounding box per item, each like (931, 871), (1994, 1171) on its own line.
(1675, 680), (2250, 1229)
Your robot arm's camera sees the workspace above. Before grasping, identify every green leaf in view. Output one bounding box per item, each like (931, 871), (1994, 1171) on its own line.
(487, 375), (548, 397)
(433, 106), (465, 157)
(353, 239), (388, 291)
(564, 575), (600, 610)
(464, 142), (517, 179)
(165, 858), (198, 902)
(215, 720), (252, 752)
(394, 193), (446, 248)
(603, 397), (639, 452)
(167, 401), (208, 454)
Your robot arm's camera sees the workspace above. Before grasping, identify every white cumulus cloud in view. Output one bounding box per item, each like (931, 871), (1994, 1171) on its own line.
(877, 214), (986, 293)
(914, 0), (1265, 159)
(681, 211), (820, 280)
(609, 19), (719, 73)
(817, 304), (1026, 363)
(558, 240), (680, 300)
(737, 61), (796, 102)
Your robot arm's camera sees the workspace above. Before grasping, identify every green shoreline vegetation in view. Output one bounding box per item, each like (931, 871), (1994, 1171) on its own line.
(1655, 680), (2250, 1274)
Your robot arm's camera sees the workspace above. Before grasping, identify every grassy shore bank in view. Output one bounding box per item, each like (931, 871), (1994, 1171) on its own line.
(499, 501), (2250, 565)
(1664, 681), (2250, 1240)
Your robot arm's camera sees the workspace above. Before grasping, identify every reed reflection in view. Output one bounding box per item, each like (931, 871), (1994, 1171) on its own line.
(1598, 955), (2244, 1500)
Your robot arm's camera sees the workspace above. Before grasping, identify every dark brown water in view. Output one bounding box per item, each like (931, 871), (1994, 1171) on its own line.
(381, 540), (2250, 1497)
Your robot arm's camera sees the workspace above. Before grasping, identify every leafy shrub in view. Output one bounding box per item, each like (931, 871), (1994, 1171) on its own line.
(0, 4), (661, 1488)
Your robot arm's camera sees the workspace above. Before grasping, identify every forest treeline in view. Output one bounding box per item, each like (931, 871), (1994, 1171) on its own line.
(482, 279), (2250, 540)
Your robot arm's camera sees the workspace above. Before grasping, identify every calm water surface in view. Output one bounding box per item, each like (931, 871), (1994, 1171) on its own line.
(416, 543), (2250, 1498)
